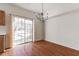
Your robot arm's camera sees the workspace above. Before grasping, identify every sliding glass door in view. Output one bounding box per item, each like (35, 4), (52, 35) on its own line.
(12, 16), (33, 46)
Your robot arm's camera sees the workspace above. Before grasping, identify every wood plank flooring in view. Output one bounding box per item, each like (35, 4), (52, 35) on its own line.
(1, 40), (79, 56)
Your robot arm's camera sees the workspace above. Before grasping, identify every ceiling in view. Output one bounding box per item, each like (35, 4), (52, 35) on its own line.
(11, 3), (79, 18)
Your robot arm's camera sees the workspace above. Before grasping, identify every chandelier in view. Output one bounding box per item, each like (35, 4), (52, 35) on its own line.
(35, 3), (48, 21)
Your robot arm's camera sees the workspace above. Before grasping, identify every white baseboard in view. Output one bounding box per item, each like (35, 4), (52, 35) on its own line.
(34, 39), (44, 42)
(45, 39), (79, 51)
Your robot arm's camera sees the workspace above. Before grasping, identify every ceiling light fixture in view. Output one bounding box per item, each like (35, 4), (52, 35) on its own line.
(35, 3), (48, 21)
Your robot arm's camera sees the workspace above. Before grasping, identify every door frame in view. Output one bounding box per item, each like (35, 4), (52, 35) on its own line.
(11, 15), (34, 46)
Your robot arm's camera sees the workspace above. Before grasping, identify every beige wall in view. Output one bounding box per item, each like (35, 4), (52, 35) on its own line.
(0, 3), (44, 48)
(34, 17), (44, 41)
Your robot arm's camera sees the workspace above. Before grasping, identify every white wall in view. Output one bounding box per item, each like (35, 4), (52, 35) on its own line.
(0, 3), (44, 48)
(45, 9), (79, 50)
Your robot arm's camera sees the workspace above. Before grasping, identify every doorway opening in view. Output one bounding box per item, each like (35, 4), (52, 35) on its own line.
(12, 16), (33, 47)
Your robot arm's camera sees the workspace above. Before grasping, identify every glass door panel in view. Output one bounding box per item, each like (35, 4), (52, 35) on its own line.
(24, 20), (32, 42)
(12, 16), (33, 47)
(13, 17), (25, 46)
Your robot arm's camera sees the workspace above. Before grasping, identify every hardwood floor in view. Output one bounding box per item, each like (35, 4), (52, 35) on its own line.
(1, 40), (79, 56)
